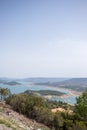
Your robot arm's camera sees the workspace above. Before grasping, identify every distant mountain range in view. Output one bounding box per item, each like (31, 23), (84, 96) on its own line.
(58, 78), (87, 91)
(35, 78), (87, 92)
(0, 77), (68, 83)
(20, 77), (68, 83)
(0, 77), (87, 91)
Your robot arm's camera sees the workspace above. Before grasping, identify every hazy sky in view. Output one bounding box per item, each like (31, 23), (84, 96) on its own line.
(0, 0), (87, 78)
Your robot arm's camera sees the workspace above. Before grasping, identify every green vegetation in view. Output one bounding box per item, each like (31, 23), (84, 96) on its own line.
(5, 88), (87, 130)
(75, 89), (87, 121)
(0, 87), (87, 130)
(24, 90), (65, 96)
(0, 117), (16, 130)
(0, 87), (11, 100)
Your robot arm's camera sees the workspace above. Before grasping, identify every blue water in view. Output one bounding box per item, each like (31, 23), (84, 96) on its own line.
(50, 96), (76, 104)
(0, 81), (77, 105)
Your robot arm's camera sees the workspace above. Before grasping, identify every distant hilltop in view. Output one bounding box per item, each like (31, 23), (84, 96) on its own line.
(0, 77), (87, 91)
(20, 77), (68, 83)
(24, 89), (65, 96)
(35, 78), (87, 92)
(55, 78), (87, 92)
(3, 81), (21, 86)
(0, 79), (21, 85)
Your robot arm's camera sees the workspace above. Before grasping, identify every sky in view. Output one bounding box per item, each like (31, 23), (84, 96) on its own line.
(0, 0), (87, 78)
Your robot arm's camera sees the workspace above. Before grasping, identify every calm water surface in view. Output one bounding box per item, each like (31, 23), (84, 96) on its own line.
(0, 81), (77, 104)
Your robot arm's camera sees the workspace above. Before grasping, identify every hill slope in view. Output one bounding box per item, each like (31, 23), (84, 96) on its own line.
(36, 78), (87, 92)
(54, 78), (87, 91)
(0, 102), (50, 130)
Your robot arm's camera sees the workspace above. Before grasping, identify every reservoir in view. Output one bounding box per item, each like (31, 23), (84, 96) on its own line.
(0, 81), (79, 105)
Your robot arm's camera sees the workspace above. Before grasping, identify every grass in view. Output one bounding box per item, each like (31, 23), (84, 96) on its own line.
(0, 116), (26, 130)
(0, 117), (16, 130)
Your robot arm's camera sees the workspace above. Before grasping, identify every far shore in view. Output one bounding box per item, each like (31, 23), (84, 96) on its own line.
(31, 83), (82, 97)
(47, 85), (82, 96)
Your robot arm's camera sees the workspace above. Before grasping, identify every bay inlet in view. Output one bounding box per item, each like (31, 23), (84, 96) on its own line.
(0, 81), (80, 105)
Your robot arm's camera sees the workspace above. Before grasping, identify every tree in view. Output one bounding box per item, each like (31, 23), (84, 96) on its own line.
(75, 89), (87, 121)
(0, 87), (4, 100)
(0, 87), (11, 100)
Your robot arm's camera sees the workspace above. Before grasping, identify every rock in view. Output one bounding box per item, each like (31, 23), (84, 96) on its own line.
(0, 124), (13, 130)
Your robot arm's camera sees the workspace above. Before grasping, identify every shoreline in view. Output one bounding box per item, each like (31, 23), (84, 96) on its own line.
(46, 85), (82, 97)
